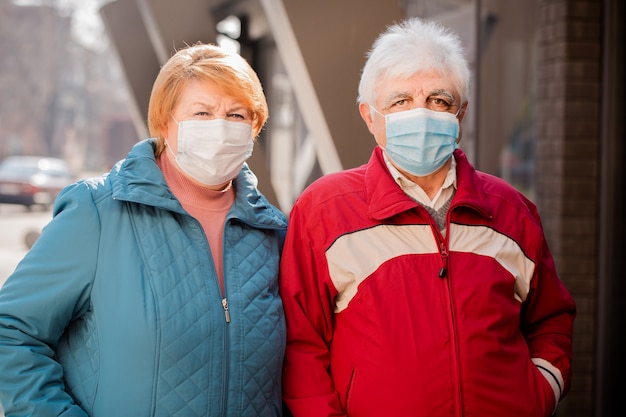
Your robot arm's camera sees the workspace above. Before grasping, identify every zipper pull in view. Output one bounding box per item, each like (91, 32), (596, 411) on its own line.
(221, 298), (231, 323)
(438, 243), (448, 279)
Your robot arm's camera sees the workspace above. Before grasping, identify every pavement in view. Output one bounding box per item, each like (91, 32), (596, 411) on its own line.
(0, 242), (31, 288)
(0, 206), (50, 287)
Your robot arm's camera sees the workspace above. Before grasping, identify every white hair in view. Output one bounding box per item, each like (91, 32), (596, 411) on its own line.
(357, 18), (471, 108)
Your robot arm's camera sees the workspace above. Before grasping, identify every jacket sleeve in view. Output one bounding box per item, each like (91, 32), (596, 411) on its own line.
(0, 183), (100, 417)
(521, 224), (576, 411)
(279, 201), (347, 417)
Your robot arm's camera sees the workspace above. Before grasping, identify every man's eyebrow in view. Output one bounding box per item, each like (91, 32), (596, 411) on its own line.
(381, 91), (412, 108)
(429, 89), (456, 103)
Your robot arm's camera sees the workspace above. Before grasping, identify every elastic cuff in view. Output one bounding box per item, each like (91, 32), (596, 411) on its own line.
(532, 357), (563, 414)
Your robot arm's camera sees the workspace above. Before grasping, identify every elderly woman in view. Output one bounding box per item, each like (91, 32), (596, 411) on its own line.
(0, 43), (287, 416)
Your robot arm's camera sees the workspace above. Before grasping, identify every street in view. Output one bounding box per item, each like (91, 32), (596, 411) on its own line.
(0, 204), (53, 288)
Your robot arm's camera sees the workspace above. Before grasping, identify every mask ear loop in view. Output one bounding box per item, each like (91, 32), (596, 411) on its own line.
(165, 140), (176, 158)
(163, 114), (179, 159)
(164, 113), (183, 157)
(454, 104), (464, 118)
(370, 105), (385, 119)
(369, 105), (391, 156)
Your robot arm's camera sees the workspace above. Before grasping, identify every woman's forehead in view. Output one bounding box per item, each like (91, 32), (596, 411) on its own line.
(174, 79), (246, 109)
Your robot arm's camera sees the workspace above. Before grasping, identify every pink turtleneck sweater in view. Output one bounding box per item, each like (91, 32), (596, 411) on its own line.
(157, 153), (234, 295)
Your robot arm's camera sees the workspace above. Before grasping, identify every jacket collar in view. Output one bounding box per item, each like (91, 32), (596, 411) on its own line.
(110, 139), (180, 211)
(450, 148), (493, 220)
(365, 146), (492, 221)
(229, 161), (287, 229)
(109, 139), (286, 229)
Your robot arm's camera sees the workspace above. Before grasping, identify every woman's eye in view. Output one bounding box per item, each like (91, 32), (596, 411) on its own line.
(227, 113), (247, 120)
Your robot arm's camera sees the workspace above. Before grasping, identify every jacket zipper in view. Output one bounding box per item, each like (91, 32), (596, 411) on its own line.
(221, 297), (231, 323)
(438, 240), (448, 279)
(434, 222), (464, 416)
(220, 292), (230, 415)
(220, 219), (231, 417)
(221, 303), (230, 417)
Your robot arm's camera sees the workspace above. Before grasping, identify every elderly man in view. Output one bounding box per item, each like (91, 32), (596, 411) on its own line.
(279, 17), (575, 417)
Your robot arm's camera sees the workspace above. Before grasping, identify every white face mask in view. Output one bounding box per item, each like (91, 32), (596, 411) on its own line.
(168, 118), (253, 186)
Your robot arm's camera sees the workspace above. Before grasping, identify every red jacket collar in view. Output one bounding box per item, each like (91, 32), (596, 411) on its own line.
(365, 147), (493, 221)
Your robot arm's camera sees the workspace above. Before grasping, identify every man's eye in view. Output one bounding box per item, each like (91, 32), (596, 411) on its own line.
(389, 99), (410, 110)
(429, 98), (452, 110)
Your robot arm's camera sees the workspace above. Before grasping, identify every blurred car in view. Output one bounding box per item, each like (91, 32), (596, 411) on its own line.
(0, 155), (75, 210)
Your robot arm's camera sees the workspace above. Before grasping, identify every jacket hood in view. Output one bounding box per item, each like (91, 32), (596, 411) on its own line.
(109, 139), (286, 229)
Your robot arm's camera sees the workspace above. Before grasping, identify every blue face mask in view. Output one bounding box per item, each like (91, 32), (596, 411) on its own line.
(380, 107), (460, 177)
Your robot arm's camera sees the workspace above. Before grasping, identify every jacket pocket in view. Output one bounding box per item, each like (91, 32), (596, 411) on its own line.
(344, 366), (356, 414)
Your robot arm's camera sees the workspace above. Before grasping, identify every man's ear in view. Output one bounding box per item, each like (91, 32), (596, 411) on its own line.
(359, 103), (376, 135)
(456, 102), (468, 143)
(457, 102), (468, 122)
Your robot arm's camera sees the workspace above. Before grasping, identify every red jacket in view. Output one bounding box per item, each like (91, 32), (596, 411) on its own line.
(280, 147), (575, 417)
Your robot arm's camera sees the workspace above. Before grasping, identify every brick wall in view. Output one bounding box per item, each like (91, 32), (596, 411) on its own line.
(535, 1), (603, 415)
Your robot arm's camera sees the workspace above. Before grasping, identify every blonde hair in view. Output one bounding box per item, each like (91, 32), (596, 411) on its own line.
(148, 43), (269, 156)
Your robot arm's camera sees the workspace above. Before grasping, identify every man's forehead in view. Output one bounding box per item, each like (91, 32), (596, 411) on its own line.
(379, 85), (457, 104)
(383, 70), (455, 88)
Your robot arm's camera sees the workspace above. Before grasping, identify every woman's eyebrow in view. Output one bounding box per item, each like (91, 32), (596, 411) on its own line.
(228, 105), (249, 112)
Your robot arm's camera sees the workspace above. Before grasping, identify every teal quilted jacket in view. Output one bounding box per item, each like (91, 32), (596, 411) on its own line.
(0, 139), (288, 416)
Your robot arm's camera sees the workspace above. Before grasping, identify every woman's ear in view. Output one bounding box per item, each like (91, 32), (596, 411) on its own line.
(159, 122), (169, 141)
